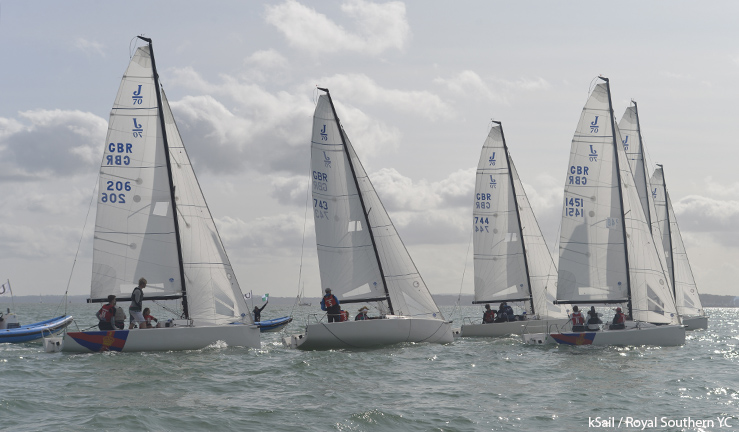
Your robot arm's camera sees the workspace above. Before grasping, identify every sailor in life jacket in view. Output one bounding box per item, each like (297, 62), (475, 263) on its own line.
(96, 295), (117, 330)
(609, 307), (627, 330)
(355, 306), (370, 321)
(482, 303), (496, 324)
(320, 288), (342, 323)
(570, 305), (585, 326)
(340, 310), (349, 322)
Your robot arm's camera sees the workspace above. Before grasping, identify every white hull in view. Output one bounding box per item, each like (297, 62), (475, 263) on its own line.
(460, 318), (569, 337)
(283, 316), (453, 350)
(61, 324), (260, 353)
(522, 323), (685, 347)
(682, 315), (708, 330)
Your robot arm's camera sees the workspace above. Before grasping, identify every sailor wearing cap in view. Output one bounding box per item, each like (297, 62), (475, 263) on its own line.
(320, 288), (342, 323)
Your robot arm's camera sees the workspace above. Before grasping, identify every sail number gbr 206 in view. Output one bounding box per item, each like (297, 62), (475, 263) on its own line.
(102, 142), (134, 204)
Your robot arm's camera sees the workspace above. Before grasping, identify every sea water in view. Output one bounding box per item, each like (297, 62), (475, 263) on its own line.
(0, 303), (736, 432)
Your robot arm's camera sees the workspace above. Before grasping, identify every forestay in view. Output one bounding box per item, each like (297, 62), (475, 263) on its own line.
(651, 167), (704, 317)
(311, 94), (442, 319)
(557, 81), (677, 324)
(91, 45), (250, 325)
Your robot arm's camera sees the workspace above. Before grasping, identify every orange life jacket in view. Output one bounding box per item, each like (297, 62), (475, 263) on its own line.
(483, 310), (496, 322)
(571, 311), (584, 325)
(340, 310), (349, 322)
(98, 304), (115, 321)
(323, 294), (337, 308)
(614, 312), (626, 325)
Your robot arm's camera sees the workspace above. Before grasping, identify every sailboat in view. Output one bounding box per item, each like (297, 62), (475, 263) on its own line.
(651, 165), (708, 330)
(283, 88), (453, 349)
(524, 78), (684, 346)
(460, 122), (569, 337)
(57, 37), (260, 353)
(618, 102), (707, 330)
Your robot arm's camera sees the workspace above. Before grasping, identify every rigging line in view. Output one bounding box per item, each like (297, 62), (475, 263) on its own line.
(285, 173), (312, 333)
(61, 171), (101, 318)
(450, 229), (473, 324)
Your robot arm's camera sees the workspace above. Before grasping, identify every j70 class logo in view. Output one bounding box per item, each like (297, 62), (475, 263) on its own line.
(489, 175), (497, 189)
(590, 116), (599, 133)
(132, 85), (143, 105)
(489, 152), (496, 166)
(652, 187), (658, 199)
(622, 135), (629, 151)
(132, 118), (143, 138)
(320, 125), (328, 141)
(589, 145), (598, 162)
(323, 151), (331, 168)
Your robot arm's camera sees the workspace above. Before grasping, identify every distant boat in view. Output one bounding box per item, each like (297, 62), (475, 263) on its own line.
(297, 285), (311, 306)
(460, 122), (568, 337)
(283, 88), (453, 350)
(650, 165), (708, 330)
(55, 37), (259, 353)
(0, 280), (72, 344)
(524, 78), (684, 346)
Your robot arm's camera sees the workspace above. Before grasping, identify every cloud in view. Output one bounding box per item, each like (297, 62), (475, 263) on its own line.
(265, 0), (410, 55)
(167, 70), (430, 175)
(434, 71), (550, 102)
(320, 74), (449, 120)
(0, 222), (83, 259)
(74, 37), (105, 57)
(0, 109), (107, 180)
(241, 49), (291, 83)
(673, 195), (739, 233)
(216, 214), (311, 252)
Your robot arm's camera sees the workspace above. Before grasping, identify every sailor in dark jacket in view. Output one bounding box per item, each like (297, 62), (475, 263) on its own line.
(320, 288), (341, 323)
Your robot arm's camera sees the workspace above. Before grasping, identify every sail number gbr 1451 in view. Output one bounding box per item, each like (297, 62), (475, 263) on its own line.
(564, 197), (584, 217)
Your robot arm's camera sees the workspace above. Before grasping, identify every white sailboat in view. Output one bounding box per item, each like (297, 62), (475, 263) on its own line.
(58, 37), (259, 353)
(651, 165), (708, 330)
(524, 78), (684, 346)
(618, 103), (707, 330)
(283, 88), (453, 350)
(460, 122), (568, 337)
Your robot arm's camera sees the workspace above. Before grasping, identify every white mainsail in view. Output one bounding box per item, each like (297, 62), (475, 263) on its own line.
(556, 80), (678, 324)
(650, 166), (704, 317)
(90, 45), (250, 325)
(473, 124), (566, 319)
(311, 93), (442, 319)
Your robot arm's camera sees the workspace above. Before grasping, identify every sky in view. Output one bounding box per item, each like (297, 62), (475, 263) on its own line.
(1, 0), (738, 300)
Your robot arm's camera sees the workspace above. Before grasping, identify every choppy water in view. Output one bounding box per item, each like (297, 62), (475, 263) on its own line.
(0, 303), (736, 432)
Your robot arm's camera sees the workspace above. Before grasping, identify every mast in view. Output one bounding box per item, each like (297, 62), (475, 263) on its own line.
(138, 36), (189, 319)
(317, 88), (394, 314)
(498, 121), (535, 315)
(632, 100), (652, 232)
(601, 77), (634, 319)
(658, 164), (676, 298)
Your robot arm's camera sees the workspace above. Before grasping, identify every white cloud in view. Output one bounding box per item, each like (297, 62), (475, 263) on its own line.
(216, 214), (311, 251)
(265, 0), (410, 55)
(0, 222), (82, 259)
(434, 71), (550, 102)
(0, 109), (107, 179)
(318, 73), (450, 120)
(673, 195), (739, 233)
(434, 70), (503, 102)
(241, 49), (290, 83)
(74, 37), (105, 57)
